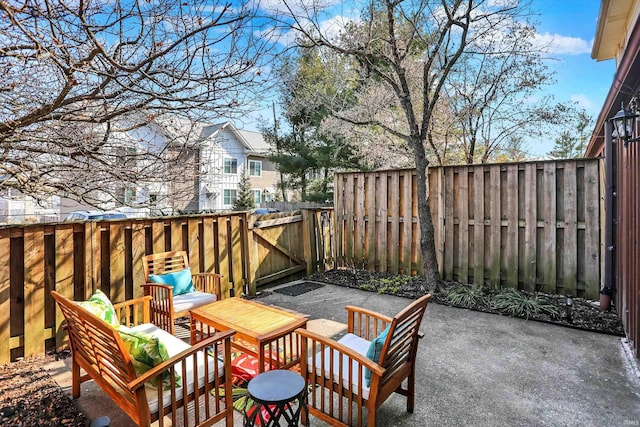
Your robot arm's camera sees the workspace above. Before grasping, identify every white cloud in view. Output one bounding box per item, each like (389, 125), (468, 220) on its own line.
(318, 15), (356, 42)
(570, 94), (595, 111)
(534, 32), (592, 55)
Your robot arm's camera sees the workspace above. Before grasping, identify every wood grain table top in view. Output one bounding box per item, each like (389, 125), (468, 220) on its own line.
(191, 297), (307, 340)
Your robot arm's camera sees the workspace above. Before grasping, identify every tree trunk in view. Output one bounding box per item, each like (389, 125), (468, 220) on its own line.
(413, 138), (441, 294)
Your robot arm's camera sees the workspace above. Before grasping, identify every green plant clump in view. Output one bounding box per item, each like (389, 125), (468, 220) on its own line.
(491, 288), (560, 320)
(444, 284), (490, 308)
(360, 276), (413, 294)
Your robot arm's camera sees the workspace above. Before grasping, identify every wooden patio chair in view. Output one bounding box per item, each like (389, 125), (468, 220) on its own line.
(296, 293), (431, 427)
(142, 250), (222, 334)
(51, 290), (235, 427)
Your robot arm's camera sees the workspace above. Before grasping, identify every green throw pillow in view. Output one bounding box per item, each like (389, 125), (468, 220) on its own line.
(364, 325), (390, 386)
(118, 327), (181, 389)
(76, 290), (120, 327)
(148, 268), (195, 296)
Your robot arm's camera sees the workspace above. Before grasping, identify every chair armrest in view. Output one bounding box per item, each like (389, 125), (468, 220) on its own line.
(295, 328), (385, 378)
(141, 283), (175, 334)
(128, 329), (236, 391)
(191, 273), (223, 300)
(113, 296), (153, 326)
(345, 306), (393, 340)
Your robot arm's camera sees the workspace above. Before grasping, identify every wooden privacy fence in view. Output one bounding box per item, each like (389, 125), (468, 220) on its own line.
(334, 158), (603, 299)
(0, 209), (333, 363)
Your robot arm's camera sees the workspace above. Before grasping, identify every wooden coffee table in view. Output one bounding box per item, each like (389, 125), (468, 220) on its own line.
(190, 298), (307, 372)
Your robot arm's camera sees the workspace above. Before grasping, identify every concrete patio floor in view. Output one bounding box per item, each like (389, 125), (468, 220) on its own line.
(46, 282), (640, 426)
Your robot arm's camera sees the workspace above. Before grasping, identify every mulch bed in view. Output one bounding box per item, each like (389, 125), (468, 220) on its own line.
(0, 355), (89, 426)
(309, 268), (625, 336)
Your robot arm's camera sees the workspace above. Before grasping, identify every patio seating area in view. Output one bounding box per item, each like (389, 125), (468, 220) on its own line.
(43, 282), (640, 426)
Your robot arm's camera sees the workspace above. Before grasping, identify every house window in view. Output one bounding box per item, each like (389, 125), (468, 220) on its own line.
(223, 189), (237, 205)
(119, 188), (136, 204)
(252, 190), (261, 205)
(249, 160), (262, 177)
(224, 158), (238, 174)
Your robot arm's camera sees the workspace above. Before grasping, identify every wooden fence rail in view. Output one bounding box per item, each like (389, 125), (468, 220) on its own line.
(0, 209), (332, 363)
(334, 159), (603, 300)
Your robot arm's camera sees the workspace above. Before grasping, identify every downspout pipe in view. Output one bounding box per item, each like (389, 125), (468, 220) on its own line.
(601, 119), (616, 311)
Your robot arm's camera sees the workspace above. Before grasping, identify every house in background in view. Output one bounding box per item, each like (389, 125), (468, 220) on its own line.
(587, 0), (640, 358)
(179, 121), (278, 212)
(68, 119), (280, 216)
(0, 119), (280, 223)
(0, 188), (59, 224)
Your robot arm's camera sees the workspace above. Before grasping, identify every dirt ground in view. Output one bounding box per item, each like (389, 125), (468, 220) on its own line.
(0, 355), (88, 426)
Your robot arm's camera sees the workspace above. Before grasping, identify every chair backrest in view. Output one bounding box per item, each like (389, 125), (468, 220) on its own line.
(143, 250), (190, 280)
(51, 291), (144, 422)
(378, 294), (430, 384)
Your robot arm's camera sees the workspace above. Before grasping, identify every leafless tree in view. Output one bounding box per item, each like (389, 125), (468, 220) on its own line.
(0, 0), (276, 208)
(276, 0), (535, 290)
(442, 23), (556, 164)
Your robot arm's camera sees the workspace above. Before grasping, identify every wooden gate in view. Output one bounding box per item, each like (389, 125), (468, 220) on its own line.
(248, 209), (334, 287)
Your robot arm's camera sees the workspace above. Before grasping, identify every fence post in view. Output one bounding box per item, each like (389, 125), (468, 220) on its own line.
(243, 212), (257, 296)
(301, 209), (315, 276)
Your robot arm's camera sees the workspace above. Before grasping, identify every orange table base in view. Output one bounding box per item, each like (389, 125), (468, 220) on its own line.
(190, 298), (307, 372)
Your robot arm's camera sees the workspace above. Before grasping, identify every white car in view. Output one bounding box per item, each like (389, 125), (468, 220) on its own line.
(64, 210), (127, 221)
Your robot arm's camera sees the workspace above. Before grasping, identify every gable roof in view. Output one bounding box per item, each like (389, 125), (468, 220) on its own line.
(202, 121), (271, 154)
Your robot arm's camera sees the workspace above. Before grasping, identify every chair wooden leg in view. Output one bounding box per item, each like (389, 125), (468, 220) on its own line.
(407, 369), (415, 413)
(72, 358), (81, 398)
(367, 407), (377, 427)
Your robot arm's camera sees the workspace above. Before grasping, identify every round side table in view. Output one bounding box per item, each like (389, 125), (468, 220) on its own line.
(243, 369), (307, 427)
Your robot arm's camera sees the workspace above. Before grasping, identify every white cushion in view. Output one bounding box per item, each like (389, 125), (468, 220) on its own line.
(173, 291), (218, 313)
(309, 333), (372, 399)
(129, 323), (224, 413)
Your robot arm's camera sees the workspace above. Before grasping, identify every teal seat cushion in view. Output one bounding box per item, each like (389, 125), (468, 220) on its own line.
(148, 268), (195, 296)
(76, 289), (120, 327)
(364, 325), (390, 386)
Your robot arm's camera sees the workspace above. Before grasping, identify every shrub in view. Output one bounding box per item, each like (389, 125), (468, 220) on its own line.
(444, 284), (490, 308)
(491, 288), (560, 319)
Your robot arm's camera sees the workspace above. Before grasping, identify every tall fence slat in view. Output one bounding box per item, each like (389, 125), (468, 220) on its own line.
(24, 227), (45, 357)
(131, 223), (146, 298)
(377, 173), (388, 272)
(542, 163), (558, 293)
(488, 166), (501, 286)
(443, 168), (454, 280)
(366, 173), (377, 270)
(473, 168), (485, 286)
(523, 164), (537, 291)
(109, 224), (125, 302)
(504, 165), (519, 287)
(563, 162), (578, 296)
(402, 170), (413, 275)
(54, 227), (74, 348)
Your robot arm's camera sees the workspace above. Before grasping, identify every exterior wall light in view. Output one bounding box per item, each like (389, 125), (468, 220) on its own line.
(610, 101), (640, 145)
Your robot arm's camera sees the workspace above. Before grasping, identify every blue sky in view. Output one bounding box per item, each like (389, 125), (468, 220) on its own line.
(245, 0), (615, 157)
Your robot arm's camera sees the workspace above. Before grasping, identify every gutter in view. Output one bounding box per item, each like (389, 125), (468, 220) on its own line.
(601, 119), (616, 310)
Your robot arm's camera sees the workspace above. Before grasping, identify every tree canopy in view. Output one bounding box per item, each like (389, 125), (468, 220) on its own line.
(274, 0), (553, 290)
